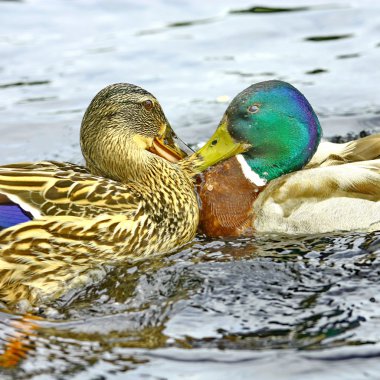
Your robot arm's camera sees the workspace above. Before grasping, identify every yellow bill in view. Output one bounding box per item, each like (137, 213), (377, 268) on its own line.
(195, 115), (251, 172)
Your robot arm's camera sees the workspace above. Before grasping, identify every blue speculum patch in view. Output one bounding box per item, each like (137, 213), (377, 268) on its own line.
(0, 203), (32, 229)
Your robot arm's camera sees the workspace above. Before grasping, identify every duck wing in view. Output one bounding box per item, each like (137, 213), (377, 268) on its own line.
(0, 161), (140, 221)
(254, 159), (380, 234)
(0, 161), (148, 304)
(307, 134), (380, 168)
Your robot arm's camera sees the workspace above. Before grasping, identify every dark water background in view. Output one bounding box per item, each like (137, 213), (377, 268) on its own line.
(1, 0), (380, 379)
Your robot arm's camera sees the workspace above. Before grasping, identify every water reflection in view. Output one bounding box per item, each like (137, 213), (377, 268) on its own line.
(0, 80), (50, 89)
(1, 232), (379, 372)
(305, 34), (354, 42)
(230, 5), (311, 14)
(137, 17), (219, 36)
(0, 313), (40, 368)
(305, 68), (328, 75)
(1, 0), (380, 378)
(336, 53), (360, 59)
(225, 70), (276, 78)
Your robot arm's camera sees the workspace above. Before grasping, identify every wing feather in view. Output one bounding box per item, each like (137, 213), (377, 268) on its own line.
(254, 159), (380, 233)
(0, 161), (140, 219)
(307, 134), (380, 168)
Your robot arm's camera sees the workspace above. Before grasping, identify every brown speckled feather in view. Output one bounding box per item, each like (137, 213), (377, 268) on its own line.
(0, 83), (201, 308)
(0, 158), (198, 306)
(0, 161), (139, 218)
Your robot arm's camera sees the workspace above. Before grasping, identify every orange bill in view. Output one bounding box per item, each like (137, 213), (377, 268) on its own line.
(149, 124), (193, 163)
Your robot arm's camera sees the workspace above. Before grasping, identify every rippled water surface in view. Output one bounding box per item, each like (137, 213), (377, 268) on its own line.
(1, 0), (380, 379)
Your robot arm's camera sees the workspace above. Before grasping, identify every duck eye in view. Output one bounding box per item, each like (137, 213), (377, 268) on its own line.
(247, 104), (260, 114)
(143, 100), (154, 111)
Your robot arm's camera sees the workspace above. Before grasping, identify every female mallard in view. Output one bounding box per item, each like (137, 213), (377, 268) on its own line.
(0, 83), (205, 307)
(194, 80), (380, 236)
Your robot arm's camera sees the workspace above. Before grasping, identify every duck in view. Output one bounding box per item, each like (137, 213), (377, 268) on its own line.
(193, 80), (380, 236)
(0, 83), (207, 307)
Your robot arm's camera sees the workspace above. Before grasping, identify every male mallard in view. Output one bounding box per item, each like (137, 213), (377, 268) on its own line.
(194, 80), (380, 236)
(0, 83), (205, 307)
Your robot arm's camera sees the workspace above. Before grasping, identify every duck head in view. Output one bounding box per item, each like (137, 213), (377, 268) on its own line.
(81, 83), (190, 182)
(195, 80), (322, 182)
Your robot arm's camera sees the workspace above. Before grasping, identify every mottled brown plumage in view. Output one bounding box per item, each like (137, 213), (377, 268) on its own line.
(0, 84), (199, 307)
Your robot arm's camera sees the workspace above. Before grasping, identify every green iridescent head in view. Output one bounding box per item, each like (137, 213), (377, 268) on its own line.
(196, 80), (322, 181)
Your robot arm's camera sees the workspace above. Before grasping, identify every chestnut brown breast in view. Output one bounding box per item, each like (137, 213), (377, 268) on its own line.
(197, 156), (265, 237)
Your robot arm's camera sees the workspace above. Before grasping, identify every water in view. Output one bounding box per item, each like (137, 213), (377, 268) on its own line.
(1, 0), (380, 378)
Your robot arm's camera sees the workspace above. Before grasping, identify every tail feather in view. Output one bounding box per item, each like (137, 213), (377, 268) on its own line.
(307, 134), (380, 168)
(345, 134), (380, 161)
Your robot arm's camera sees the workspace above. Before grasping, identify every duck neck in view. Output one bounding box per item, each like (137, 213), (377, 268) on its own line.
(235, 154), (268, 186)
(84, 139), (194, 198)
(85, 145), (180, 188)
(131, 152), (192, 190)
(81, 127), (163, 185)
